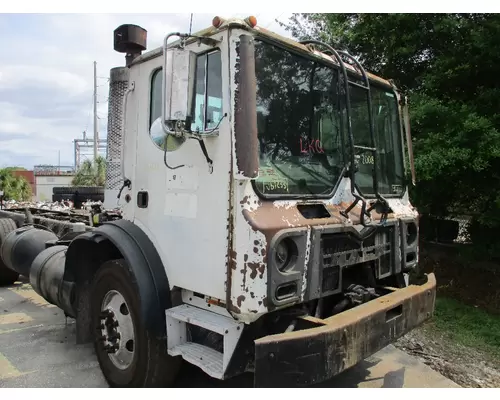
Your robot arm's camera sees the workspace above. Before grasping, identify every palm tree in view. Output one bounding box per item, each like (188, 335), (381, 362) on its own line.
(0, 168), (32, 201)
(72, 156), (107, 187)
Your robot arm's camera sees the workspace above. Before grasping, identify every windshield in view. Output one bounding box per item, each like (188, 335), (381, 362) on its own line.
(254, 40), (344, 198)
(253, 40), (405, 199)
(348, 82), (405, 197)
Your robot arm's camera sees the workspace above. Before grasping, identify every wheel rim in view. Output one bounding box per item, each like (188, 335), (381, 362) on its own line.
(98, 290), (135, 370)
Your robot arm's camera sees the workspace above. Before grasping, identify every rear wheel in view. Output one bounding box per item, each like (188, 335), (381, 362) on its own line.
(90, 259), (181, 387)
(0, 218), (20, 286)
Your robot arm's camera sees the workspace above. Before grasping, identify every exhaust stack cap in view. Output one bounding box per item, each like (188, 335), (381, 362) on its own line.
(114, 24), (147, 66)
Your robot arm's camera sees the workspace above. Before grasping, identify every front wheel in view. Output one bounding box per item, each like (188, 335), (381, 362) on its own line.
(90, 259), (181, 387)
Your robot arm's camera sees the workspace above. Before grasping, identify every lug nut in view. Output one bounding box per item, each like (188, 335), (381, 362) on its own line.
(104, 344), (118, 354)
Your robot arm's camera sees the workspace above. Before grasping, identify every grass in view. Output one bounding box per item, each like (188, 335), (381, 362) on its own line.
(429, 296), (500, 359)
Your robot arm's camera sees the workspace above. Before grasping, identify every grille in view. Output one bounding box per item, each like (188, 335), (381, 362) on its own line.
(320, 227), (395, 284)
(105, 67), (129, 190)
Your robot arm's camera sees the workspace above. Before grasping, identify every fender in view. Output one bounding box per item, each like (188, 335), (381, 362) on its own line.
(64, 219), (171, 338)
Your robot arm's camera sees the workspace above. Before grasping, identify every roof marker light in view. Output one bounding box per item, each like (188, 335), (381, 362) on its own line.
(212, 16), (225, 28)
(245, 16), (258, 28)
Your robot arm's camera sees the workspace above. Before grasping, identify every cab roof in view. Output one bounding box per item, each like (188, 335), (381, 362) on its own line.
(130, 16), (393, 89)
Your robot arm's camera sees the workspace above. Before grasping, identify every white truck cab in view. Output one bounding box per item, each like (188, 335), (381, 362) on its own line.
(0, 16), (435, 388)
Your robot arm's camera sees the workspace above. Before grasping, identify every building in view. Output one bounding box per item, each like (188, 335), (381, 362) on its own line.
(33, 165), (75, 202)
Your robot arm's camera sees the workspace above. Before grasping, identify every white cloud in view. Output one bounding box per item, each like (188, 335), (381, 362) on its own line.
(0, 13), (293, 169)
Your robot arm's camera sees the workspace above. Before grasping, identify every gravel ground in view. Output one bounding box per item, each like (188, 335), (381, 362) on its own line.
(396, 326), (500, 388)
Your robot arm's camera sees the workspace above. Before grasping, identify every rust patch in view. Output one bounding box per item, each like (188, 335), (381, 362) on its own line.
(250, 292), (255, 299)
(240, 195), (249, 205)
(250, 309), (258, 313)
(242, 200), (389, 251)
(244, 254), (248, 262)
(262, 296), (268, 308)
(247, 262), (266, 280)
(241, 261), (248, 290)
(253, 247), (259, 254)
(237, 295), (246, 308)
(229, 250), (237, 270)
(228, 301), (241, 314)
(261, 248), (266, 257)
(258, 300), (262, 306)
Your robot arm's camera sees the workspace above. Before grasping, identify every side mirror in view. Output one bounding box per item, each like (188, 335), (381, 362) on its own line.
(402, 97), (416, 186)
(234, 34), (259, 179)
(163, 47), (197, 131)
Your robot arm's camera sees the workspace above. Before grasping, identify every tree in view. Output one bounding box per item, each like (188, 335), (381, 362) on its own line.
(281, 14), (500, 255)
(0, 168), (32, 201)
(72, 156), (106, 187)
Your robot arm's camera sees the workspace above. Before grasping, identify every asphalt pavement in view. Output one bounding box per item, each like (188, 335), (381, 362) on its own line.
(0, 278), (460, 388)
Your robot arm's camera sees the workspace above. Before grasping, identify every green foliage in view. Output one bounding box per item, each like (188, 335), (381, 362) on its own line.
(282, 13), (500, 258)
(0, 168), (32, 201)
(430, 297), (500, 359)
(72, 156), (106, 187)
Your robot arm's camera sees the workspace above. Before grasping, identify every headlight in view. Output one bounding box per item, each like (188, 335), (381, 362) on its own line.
(275, 240), (289, 270)
(406, 222), (418, 246)
(274, 238), (298, 273)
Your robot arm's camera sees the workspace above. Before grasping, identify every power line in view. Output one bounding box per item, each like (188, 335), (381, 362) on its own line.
(264, 12), (285, 29)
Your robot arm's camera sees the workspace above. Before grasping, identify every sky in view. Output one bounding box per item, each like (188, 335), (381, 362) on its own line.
(0, 13), (293, 170)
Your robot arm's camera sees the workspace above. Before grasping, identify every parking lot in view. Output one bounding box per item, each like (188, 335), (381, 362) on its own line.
(0, 278), (459, 388)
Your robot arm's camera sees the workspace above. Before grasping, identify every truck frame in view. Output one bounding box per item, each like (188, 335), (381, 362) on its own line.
(0, 16), (435, 388)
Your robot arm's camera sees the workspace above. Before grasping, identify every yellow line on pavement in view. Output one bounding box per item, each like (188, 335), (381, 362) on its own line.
(0, 324), (44, 336)
(0, 352), (23, 380)
(0, 313), (33, 325)
(7, 283), (55, 308)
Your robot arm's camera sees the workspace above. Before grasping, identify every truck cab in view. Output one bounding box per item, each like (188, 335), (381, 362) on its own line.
(0, 15), (435, 388)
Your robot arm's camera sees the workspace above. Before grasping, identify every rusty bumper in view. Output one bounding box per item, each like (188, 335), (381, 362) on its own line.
(254, 273), (436, 387)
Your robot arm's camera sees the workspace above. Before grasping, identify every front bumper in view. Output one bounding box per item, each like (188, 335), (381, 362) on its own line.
(254, 273), (436, 387)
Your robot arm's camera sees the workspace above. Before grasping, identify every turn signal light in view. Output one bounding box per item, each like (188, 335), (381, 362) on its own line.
(245, 15), (258, 28)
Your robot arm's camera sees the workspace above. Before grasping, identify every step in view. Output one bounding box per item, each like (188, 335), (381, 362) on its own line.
(165, 304), (241, 335)
(165, 304), (244, 379)
(169, 342), (224, 379)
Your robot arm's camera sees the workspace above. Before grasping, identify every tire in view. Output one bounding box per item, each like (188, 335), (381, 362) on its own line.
(90, 259), (181, 387)
(0, 218), (20, 286)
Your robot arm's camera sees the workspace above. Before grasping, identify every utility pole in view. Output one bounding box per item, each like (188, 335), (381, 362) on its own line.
(93, 61), (98, 161)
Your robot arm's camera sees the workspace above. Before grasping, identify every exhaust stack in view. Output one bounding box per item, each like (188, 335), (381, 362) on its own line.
(113, 24), (147, 67)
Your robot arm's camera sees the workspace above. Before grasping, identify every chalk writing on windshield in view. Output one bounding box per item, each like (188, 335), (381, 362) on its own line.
(300, 138), (325, 154)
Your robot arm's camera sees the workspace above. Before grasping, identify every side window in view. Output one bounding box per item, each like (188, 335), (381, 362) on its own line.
(149, 69), (164, 147)
(191, 50), (223, 132)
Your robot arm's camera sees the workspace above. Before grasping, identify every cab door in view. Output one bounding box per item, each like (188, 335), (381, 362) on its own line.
(131, 32), (233, 300)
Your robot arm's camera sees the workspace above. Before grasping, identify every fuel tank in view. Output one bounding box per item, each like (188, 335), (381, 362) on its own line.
(0, 226), (58, 276)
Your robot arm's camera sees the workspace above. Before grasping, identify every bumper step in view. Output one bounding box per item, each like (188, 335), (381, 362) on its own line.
(165, 304), (244, 379)
(169, 342), (224, 379)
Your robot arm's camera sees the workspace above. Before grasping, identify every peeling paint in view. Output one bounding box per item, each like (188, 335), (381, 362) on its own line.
(236, 295), (246, 308)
